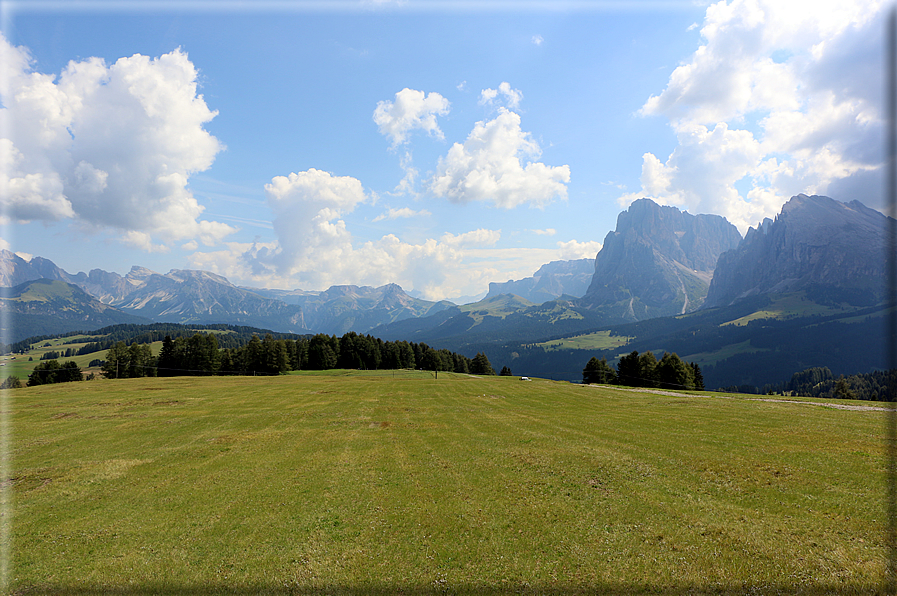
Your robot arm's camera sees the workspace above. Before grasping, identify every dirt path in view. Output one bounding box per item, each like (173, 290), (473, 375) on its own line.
(590, 384), (895, 412)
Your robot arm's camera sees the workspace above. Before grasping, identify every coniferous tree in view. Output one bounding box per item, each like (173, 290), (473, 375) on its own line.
(1, 376), (23, 389)
(583, 356), (616, 384)
(616, 351), (640, 387)
(308, 334), (338, 370)
(691, 362), (705, 391)
(157, 335), (177, 377)
(656, 352), (694, 390)
(470, 352), (495, 375)
(637, 351), (659, 388)
(102, 342), (130, 379)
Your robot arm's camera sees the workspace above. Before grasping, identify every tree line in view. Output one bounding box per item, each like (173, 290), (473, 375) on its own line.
(756, 366), (896, 401)
(583, 350), (704, 391)
(4, 322), (307, 356)
(101, 331), (497, 379)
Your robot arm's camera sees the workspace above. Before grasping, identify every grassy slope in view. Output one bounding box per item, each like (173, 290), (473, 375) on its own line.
(12, 372), (888, 594)
(1, 338), (164, 379)
(536, 330), (632, 352)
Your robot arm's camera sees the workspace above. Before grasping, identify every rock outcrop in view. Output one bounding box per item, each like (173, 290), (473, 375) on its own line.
(704, 194), (890, 308)
(579, 198), (742, 322)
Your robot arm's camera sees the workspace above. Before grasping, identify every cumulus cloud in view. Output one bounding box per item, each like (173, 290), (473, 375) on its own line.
(556, 240), (602, 260)
(429, 108), (570, 208)
(532, 228), (556, 236)
(372, 207), (431, 222)
(121, 231), (171, 253)
(373, 88), (450, 147)
(0, 34), (236, 248)
(625, 0), (885, 230)
(532, 35), (544, 46)
(193, 230), (506, 302)
(258, 168), (367, 276)
(479, 82), (523, 110)
(187, 167), (513, 300)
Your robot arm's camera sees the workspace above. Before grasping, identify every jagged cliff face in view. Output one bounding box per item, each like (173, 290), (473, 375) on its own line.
(485, 259), (595, 304)
(704, 194), (890, 308)
(579, 198), (742, 322)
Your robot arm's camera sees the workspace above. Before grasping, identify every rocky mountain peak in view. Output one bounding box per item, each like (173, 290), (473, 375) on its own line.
(579, 198), (741, 322)
(704, 194), (890, 308)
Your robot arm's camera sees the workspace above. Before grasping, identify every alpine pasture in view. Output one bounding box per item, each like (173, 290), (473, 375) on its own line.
(11, 371), (889, 594)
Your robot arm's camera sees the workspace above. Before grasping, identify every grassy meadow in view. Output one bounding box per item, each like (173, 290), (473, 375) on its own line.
(9, 371), (892, 594)
(1, 339), (164, 380)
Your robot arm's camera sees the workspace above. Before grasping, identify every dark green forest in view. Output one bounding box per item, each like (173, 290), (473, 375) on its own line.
(99, 331), (495, 379)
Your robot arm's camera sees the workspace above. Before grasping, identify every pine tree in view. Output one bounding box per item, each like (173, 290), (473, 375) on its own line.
(583, 356), (616, 384)
(470, 352), (495, 375)
(691, 362), (705, 391)
(616, 351), (640, 387)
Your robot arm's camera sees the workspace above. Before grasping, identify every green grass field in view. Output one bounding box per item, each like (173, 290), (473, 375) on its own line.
(10, 371), (892, 594)
(720, 293), (861, 327)
(1, 340), (164, 380)
(536, 331), (632, 352)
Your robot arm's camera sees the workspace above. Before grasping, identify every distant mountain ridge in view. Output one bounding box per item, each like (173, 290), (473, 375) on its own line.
(0, 278), (150, 342)
(578, 198), (742, 321)
(0, 251), (452, 336)
(0, 252), (306, 332)
(485, 259), (595, 304)
(249, 283), (455, 336)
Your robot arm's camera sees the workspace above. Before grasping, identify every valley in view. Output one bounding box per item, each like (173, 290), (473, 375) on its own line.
(2, 194), (892, 391)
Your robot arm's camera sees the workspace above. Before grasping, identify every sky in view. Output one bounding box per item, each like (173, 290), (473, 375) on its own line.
(0, 0), (886, 302)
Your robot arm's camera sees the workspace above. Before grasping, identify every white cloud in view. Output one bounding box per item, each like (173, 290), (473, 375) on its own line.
(626, 0), (885, 229)
(372, 207), (431, 222)
(0, 34), (236, 250)
(373, 88), (450, 147)
(391, 151), (419, 196)
(556, 240), (602, 260)
(121, 231), (171, 253)
(440, 228), (501, 248)
(258, 168), (367, 278)
(190, 168), (517, 300)
(429, 108), (570, 208)
(193, 229), (509, 302)
(479, 82), (523, 110)
(532, 228), (556, 236)
(532, 35), (544, 46)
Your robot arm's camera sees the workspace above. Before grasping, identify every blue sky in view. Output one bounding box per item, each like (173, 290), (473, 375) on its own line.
(0, 0), (884, 301)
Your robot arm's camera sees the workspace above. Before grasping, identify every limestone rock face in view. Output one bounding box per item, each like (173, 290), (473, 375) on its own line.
(579, 198), (742, 322)
(485, 259), (595, 304)
(704, 194), (890, 308)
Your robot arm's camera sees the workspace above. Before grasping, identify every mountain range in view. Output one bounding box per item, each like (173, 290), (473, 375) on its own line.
(485, 259), (595, 304)
(2, 194), (891, 389)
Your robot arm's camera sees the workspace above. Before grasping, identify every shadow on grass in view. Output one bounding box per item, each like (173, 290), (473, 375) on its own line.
(10, 583), (892, 595)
